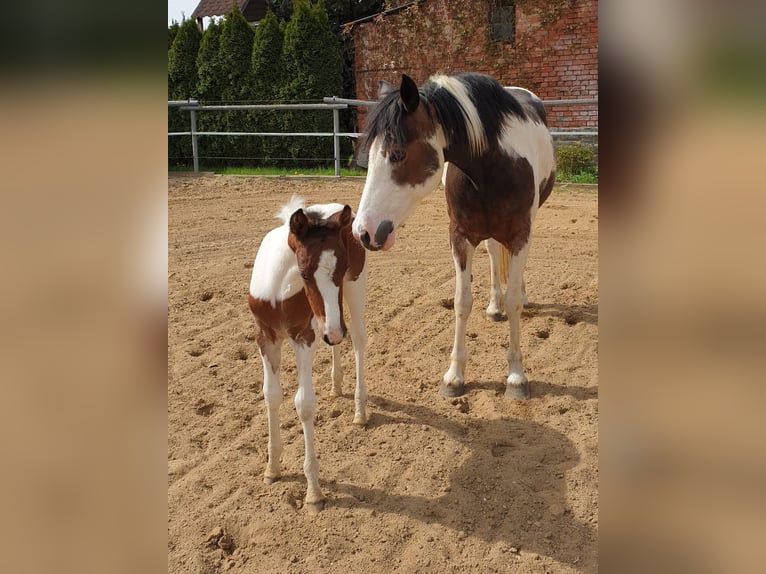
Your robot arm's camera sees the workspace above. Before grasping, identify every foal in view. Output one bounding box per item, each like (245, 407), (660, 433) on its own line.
(247, 197), (368, 511)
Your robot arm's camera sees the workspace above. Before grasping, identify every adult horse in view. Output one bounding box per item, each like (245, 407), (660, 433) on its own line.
(353, 72), (555, 399)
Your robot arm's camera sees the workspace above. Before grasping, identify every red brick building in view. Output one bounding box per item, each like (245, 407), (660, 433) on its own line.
(348, 0), (598, 131)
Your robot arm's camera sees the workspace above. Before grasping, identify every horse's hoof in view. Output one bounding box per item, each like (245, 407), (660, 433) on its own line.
(487, 312), (507, 322)
(352, 412), (368, 426)
(505, 381), (530, 400)
(263, 474), (280, 485)
(439, 382), (465, 397)
(305, 498), (326, 514)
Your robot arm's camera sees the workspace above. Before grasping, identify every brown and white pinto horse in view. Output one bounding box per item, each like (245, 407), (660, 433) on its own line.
(248, 197), (368, 512)
(353, 73), (555, 400)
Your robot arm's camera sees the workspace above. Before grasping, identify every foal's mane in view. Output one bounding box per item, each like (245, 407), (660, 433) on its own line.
(363, 73), (531, 158)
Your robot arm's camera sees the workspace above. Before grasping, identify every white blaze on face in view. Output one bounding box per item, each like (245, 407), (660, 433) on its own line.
(354, 135), (445, 249)
(314, 250), (343, 341)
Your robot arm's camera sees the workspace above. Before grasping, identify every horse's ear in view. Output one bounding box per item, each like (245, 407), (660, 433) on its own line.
(378, 80), (396, 100)
(400, 74), (420, 113)
(338, 205), (352, 227)
(289, 208), (309, 239)
(327, 205), (352, 229)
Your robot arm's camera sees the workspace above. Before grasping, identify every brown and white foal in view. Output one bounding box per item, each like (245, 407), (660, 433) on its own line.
(247, 197), (368, 511)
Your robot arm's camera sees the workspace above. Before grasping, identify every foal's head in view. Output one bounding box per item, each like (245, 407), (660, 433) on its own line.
(288, 205), (353, 346)
(353, 74), (445, 251)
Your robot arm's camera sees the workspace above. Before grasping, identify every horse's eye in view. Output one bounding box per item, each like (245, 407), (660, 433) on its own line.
(300, 271), (309, 280)
(389, 148), (406, 163)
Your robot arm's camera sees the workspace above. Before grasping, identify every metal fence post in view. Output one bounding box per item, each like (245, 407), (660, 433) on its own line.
(190, 108), (199, 173)
(332, 108), (340, 177)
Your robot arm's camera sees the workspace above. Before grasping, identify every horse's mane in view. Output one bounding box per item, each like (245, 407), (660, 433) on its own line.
(363, 73), (535, 158)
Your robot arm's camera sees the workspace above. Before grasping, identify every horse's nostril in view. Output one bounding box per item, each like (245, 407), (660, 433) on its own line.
(323, 334), (331, 345)
(360, 231), (370, 247)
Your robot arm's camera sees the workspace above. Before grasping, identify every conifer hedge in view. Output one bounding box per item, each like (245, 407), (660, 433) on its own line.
(168, 2), (353, 169)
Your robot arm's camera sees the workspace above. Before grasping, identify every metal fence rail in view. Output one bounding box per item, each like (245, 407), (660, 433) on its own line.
(168, 95), (597, 174)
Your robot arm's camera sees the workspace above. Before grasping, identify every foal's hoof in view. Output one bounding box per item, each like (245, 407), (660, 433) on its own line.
(305, 499), (326, 514)
(353, 412), (368, 426)
(439, 382), (466, 398)
(504, 381), (531, 400)
(486, 312), (506, 322)
(263, 474), (281, 485)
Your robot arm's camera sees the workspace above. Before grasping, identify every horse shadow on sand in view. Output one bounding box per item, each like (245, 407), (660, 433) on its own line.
(326, 396), (597, 570)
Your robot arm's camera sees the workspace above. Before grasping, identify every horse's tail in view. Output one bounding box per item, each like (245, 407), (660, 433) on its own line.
(499, 245), (510, 287)
(276, 195), (305, 224)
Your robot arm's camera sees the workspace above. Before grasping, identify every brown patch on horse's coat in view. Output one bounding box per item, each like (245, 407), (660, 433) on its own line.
(539, 170), (556, 207)
(342, 222), (366, 281)
(390, 104), (440, 187)
(444, 154), (536, 257)
(247, 293), (316, 348)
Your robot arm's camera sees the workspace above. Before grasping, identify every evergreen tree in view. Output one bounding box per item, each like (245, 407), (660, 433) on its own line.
(168, 18), (202, 100)
(282, 0), (343, 165)
(252, 10), (287, 163)
(196, 20), (227, 166)
(168, 19), (201, 168)
(196, 20), (224, 103)
(168, 21), (181, 51)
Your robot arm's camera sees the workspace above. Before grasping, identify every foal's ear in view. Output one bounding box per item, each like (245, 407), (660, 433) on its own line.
(400, 74), (420, 113)
(378, 79), (396, 100)
(289, 208), (309, 239)
(328, 205), (352, 229)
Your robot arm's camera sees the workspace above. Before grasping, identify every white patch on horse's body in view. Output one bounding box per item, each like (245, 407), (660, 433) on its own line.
(498, 115), (556, 219)
(249, 201), (346, 306)
(249, 225), (302, 306)
(431, 74), (487, 156)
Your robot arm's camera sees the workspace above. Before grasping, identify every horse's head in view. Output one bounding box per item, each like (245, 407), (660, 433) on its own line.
(353, 74), (445, 251)
(288, 205), (353, 345)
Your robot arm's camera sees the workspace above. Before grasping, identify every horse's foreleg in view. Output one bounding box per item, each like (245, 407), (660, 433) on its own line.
(259, 340), (283, 484)
(484, 239), (505, 321)
(505, 242), (532, 399)
(290, 339), (324, 512)
(441, 235), (475, 397)
(330, 344), (343, 397)
(345, 274), (368, 425)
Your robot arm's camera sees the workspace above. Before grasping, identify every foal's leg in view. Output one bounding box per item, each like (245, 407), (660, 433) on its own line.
(505, 242), (532, 399)
(345, 274), (368, 425)
(259, 340), (283, 484)
(289, 339), (324, 511)
(330, 344), (343, 397)
(440, 234), (475, 397)
(484, 239), (505, 321)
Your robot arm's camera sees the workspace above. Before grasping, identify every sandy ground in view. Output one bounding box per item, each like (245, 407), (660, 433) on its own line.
(168, 175), (598, 573)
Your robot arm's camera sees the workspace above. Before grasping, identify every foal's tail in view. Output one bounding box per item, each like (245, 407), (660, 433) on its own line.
(498, 245), (510, 287)
(276, 195), (306, 224)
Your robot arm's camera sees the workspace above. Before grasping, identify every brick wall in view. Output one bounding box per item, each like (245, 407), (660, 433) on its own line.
(350, 0), (598, 131)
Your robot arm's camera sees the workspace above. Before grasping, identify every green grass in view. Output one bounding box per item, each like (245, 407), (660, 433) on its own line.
(169, 164), (597, 184)
(168, 165), (366, 177)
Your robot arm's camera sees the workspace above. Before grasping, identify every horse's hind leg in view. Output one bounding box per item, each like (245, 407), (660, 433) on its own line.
(441, 233), (475, 397)
(290, 339), (325, 512)
(504, 242), (532, 399)
(259, 339), (283, 484)
(485, 239), (505, 321)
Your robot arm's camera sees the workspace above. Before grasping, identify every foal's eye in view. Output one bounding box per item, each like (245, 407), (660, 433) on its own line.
(388, 148), (407, 163)
(300, 271), (309, 280)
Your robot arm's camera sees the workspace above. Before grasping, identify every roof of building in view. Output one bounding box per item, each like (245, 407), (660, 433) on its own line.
(192, 0), (267, 21)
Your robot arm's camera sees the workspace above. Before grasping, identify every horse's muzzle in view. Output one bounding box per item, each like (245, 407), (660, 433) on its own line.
(359, 220), (395, 251)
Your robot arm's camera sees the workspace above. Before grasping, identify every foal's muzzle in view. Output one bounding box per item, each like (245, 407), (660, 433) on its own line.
(323, 327), (347, 346)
